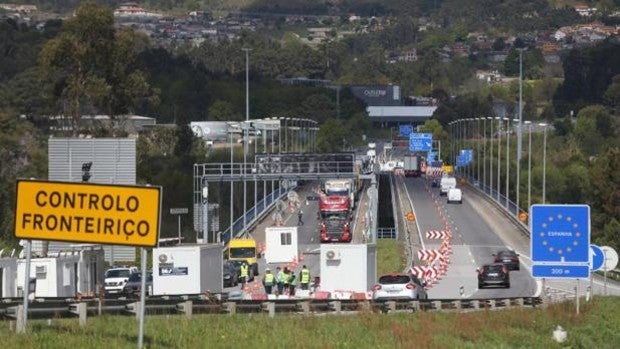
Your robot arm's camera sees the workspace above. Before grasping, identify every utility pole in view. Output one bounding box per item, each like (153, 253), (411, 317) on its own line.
(516, 48), (524, 216)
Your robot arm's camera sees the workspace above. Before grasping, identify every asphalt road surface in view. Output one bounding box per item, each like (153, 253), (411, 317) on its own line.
(402, 177), (537, 299)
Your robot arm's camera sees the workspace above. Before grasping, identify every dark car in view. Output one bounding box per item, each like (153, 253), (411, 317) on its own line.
(494, 250), (520, 271)
(431, 178), (439, 187)
(477, 263), (510, 289)
(223, 262), (239, 287)
(122, 271), (153, 297)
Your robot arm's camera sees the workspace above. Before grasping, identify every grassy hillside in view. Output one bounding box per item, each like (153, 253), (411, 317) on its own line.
(2, 297), (619, 348)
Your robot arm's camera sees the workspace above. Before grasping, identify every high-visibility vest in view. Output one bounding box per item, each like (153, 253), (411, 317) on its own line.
(282, 272), (290, 284)
(277, 271), (285, 283)
(289, 273), (297, 286)
(240, 264), (249, 278)
(301, 268), (310, 283)
(264, 273), (274, 285)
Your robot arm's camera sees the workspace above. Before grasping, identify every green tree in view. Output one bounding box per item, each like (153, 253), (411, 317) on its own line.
(419, 119), (449, 140)
(208, 100), (242, 121)
(573, 105), (615, 155)
(39, 4), (157, 134)
(316, 118), (347, 152)
(603, 75), (620, 113)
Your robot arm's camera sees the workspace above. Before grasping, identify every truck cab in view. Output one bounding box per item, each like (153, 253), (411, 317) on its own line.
(319, 195), (352, 243)
(224, 238), (259, 277)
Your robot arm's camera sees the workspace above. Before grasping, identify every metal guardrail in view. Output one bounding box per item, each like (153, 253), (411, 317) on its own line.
(0, 296), (543, 322)
(195, 161), (357, 181)
(221, 185), (291, 242)
(377, 228), (397, 239)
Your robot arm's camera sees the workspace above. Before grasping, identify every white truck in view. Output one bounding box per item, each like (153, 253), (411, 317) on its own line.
(324, 179), (356, 210)
(403, 154), (421, 177)
(440, 177), (457, 196)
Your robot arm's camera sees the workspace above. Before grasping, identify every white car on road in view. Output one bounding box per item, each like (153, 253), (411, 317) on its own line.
(447, 188), (462, 204)
(372, 274), (428, 300)
(105, 267), (138, 294)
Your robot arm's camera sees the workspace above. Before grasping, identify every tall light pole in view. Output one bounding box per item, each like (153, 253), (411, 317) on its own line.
(488, 117), (494, 196)
(476, 117), (481, 183)
(516, 48), (525, 216)
(540, 123), (548, 204)
(229, 123), (234, 236)
(505, 117), (510, 209)
(525, 120), (532, 213)
(242, 47), (251, 232)
(496, 117), (501, 202)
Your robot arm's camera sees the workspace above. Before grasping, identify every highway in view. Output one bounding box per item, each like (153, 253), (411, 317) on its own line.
(402, 176), (538, 299)
(225, 181), (370, 296)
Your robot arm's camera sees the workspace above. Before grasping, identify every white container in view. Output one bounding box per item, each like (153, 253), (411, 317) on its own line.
(265, 227), (298, 264)
(320, 244), (376, 294)
(17, 253), (81, 298)
(152, 244), (223, 295)
(0, 256), (18, 298)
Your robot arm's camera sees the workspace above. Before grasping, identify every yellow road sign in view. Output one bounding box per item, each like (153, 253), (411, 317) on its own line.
(14, 180), (161, 247)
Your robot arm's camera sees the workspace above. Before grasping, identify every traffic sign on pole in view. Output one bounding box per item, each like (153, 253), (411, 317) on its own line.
(399, 125), (413, 137)
(530, 204), (590, 279)
(590, 244), (605, 271)
(601, 246), (619, 271)
(409, 133), (433, 152)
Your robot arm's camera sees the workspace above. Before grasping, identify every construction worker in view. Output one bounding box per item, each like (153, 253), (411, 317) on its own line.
(288, 269), (297, 296)
(263, 268), (274, 294)
(282, 267), (290, 294)
(239, 262), (249, 286)
(300, 265), (310, 290)
(297, 209), (304, 226)
(275, 266), (285, 295)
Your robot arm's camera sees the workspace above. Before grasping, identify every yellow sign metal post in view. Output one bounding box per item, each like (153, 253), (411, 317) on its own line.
(15, 180), (162, 247)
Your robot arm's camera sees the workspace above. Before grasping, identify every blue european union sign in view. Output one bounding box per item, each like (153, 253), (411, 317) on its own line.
(409, 133), (433, 152)
(399, 125), (413, 137)
(530, 204), (590, 279)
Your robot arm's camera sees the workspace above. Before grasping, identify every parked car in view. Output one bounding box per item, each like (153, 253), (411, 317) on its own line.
(477, 263), (510, 289)
(105, 267), (138, 294)
(122, 271), (153, 297)
(494, 250), (520, 271)
(372, 274), (427, 300)
(223, 262), (239, 287)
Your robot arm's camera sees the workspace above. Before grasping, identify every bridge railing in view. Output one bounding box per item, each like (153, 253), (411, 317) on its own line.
(377, 228), (397, 239)
(221, 185), (292, 243)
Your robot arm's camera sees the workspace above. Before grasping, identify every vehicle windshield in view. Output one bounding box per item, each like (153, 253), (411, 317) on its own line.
(498, 251), (516, 257)
(105, 269), (131, 278)
(230, 248), (256, 259)
(483, 265), (503, 273)
(326, 189), (349, 196)
(128, 273), (141, 282)
(322, 211), (348, 219)
(378, 275), (410, 284)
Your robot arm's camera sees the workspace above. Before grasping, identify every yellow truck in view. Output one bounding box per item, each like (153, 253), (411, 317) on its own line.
(224, 238), (260, 279)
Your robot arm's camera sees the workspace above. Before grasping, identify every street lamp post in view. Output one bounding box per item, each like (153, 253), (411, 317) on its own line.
(488, 117), (494, 196)
(505, 117), (510, 209)
(496, 117), (501, 202)
(517, 48), (525, 217)
(477, 118), (481, 183)
(540, 123), (548, 204)
(524, 121), (532, 212)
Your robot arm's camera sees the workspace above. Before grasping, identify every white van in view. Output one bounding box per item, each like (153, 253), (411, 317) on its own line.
(440, 177), (457, 196)
(447, 188), (462, 204)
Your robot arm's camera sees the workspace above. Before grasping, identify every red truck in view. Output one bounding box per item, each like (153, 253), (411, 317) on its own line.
(318, 195), (352, 243)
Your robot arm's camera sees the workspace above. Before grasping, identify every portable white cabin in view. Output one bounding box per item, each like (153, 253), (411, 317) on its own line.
(320, 244), (376, 294)
(265, 227), (298, 264)
(17, 252), (81, 298)
(0, 250), (18, 298)
(152, 244), (223, 295)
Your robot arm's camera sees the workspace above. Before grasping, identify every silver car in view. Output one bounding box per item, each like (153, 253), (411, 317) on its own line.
(372, 274), (427, 300)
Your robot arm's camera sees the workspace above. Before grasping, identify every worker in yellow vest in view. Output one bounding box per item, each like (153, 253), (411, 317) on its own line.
(239, 262), (249, 286)
(262, 268), (275, 294)
(299, 265), (310, 290)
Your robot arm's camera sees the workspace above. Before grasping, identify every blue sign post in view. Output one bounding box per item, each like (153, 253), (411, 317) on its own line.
(399, 125), (413, 137)
(530, 204), (590, 279)
(409, 133), (433, 152)
(590, 244), (604, 271)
